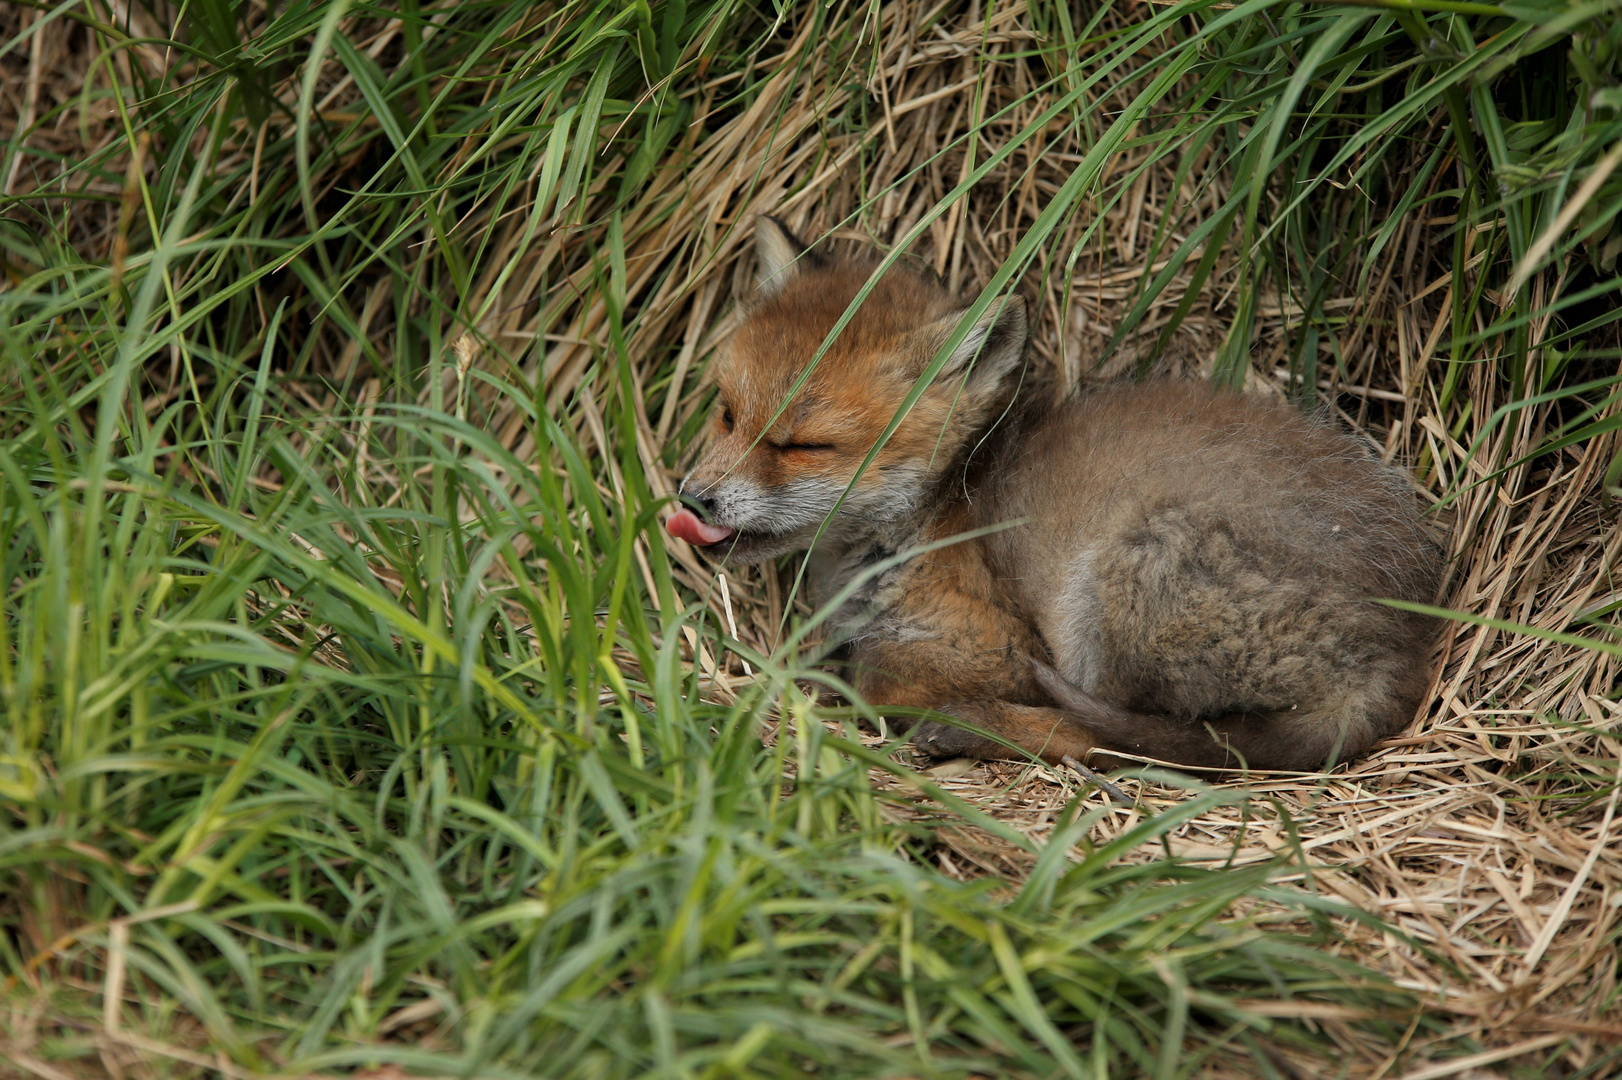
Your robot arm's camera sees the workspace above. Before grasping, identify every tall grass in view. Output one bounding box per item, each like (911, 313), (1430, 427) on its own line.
(2, 0), (1619, 1074)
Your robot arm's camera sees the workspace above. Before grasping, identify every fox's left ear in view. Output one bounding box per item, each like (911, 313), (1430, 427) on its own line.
(755, 216), (818, 296)
(924, 294), (1028, 396)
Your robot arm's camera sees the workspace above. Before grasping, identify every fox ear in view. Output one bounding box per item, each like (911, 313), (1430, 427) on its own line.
(755, 215), (816, 296)
(925, 295), (1028, 395)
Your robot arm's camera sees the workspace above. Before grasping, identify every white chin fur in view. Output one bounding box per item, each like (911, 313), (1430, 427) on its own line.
(697, 467), (925, 556)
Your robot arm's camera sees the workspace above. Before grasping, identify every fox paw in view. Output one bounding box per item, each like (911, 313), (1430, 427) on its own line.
(910, 719), (994, 761)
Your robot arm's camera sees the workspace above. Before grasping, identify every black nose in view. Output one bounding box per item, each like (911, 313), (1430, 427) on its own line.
(679, 484), (717, 519)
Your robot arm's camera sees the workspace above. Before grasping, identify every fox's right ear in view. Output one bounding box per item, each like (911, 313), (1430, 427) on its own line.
(755, 216), (817, 296)
(924, 294), (1028, 397)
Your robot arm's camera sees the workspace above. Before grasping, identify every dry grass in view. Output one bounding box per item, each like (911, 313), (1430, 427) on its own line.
(3, 0), (1620, 1075)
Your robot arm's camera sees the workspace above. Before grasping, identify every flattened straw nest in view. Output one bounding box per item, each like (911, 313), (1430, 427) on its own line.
(6, 0), (1619, 1072)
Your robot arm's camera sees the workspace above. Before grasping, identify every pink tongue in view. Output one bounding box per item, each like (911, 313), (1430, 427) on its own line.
(666, 508), (735, 546)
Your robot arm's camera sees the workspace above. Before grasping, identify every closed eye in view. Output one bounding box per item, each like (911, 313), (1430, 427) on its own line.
(778, 442), (835, 452)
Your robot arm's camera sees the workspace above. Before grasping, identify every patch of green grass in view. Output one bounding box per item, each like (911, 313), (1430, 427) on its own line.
(0, 274), (1408, 1074)
(2, 0), (1619, 1073)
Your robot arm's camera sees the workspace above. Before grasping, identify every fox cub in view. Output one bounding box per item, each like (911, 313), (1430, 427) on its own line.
(666, 218), (1442, 771)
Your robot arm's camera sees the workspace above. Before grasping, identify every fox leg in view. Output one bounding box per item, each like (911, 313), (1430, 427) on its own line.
(854, 644), (1097, 764)
(908, 702), (1097, 764)
(852, 639), (1094, 763)
(843, 551), (1095, 764)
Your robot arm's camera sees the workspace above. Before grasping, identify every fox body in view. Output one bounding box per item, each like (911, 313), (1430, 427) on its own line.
(666, 219), (1442, 771)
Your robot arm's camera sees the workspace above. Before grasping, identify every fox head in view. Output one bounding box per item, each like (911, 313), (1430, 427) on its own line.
(666, 217), (1028, 562)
